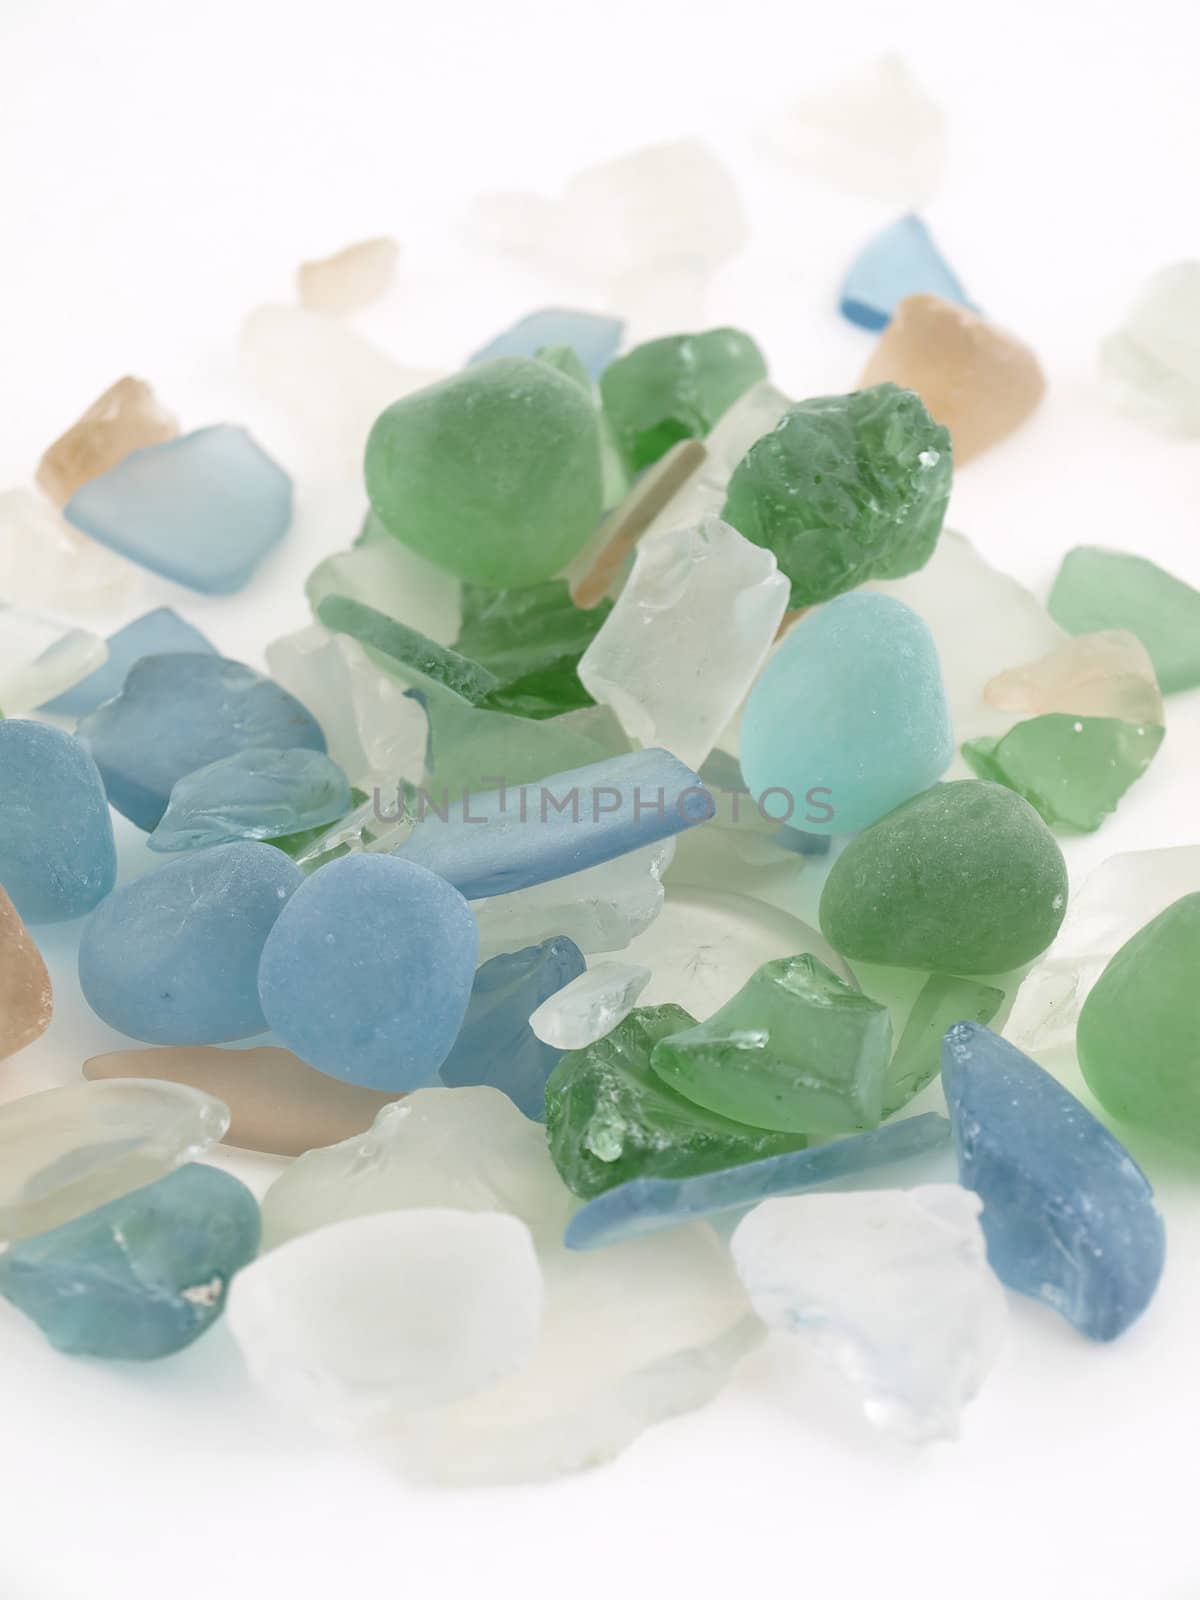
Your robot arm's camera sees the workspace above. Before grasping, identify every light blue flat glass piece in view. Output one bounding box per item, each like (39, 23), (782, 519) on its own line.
(63, 425), (292, 594)
(0, 1164), (260, 1359)
(0, 720), (116, 924)
(839, 215), (974, 331)
(468, 309), (623, 379)
(78, 653), (326, 831)
(148, 748), (352, 853)
(439, 937), (587, 1119)
(564, 1112), (951, 1250)
(41, 607), (216, 717)
(941, 1022), (1165, 1341)
(394, 747), (714, 900)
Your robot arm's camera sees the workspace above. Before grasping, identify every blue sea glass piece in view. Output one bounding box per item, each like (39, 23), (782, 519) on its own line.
(439, 936), (587, 1119)
(148, 748), (352, 853)
(564, 1112), (951, 1250)
(257, 854), (479, 1090)
(394, 747), (715, 899)
(63, 425), (292, 594)
(78, 841), (302, 1043)
(78, 653), (326, 830)
(41, 607), (216, 718)
(0, 1164), (260, 1359)
(839, 215), (974, 332)
(468, 309), (623, 379)
(0, 719), (116, 924)
(941, 1022), (1165, 1341)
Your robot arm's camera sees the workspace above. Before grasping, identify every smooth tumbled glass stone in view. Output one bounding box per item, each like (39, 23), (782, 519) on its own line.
(469, 309), (623, 378)
(148, 748), (352, 853)
(984, 629), (1163, 726)
(942, 1023), (1165, 1341)
(78, 653), (326, 831)
(883, 974), (1003, 1117)
(0, 605), (107, 713)
(0, 489), (140, 615)
(297, 236), (399, 314)
(41, 606), (216, 718)
(530, 961), (650, 1050)
(64, 425), (292, 594)
(0, 887), (52, 1062)
(365, 358), (604, 588)
(839, 215), (973, 332)
(820, 780), (1068, 975)
(0, 1079), (228, 1243)
(723, 384), (951, 608)
(258, 854), (478, 1090)
(0, 720), (116, 924)
(36, 375), (178, 506)
(453, 581), (612, 721)
(1048, 546), (1200, 693)
(316, 593), (500, 703)
(1078, 893), (1200, 1146)
(740, 591), (953, 834)
(1099, 262), (1200, 435)
(79, 842), (301, 1044)
(0, 1163), (260, 1359)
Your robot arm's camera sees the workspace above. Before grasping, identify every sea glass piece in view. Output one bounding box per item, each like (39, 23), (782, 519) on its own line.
(1048, 546), (1200, 693)
(257, 854), (478, 1090)
(297, 236), (399, 314)
(883, 974), (1004, 1116)
(0, 1078), (229, 1243)
(0, 888), (52, 1061)
(439, 938), (587, 1119)
(0, 490), (139, 614)
(148, 748), (352, 853)
(820, 780), (1068, 974)
(942, 1023), (1165, 1340)
(41, 606), (216, 718)
(740, 591), (952, 834)
(731, 1184), (1003, 1441)
(365, 358), (604, 587)
(859, 294), (1045, 462)
(36, 376), (178, 506)
(570, 439), (706, 608)
(963, 714), (1163, 832)
(0, 1164), (259, 1359)
(0, 606), (106, 713)
(564, 1113), (952, 1250)
(317, 593), (499, 703)
(0, 719), (116, 923)
(453, 581), (611, 721)
(469, 309), (623, 378)
(984, 630), (1162, 726)
(307, 526), (461, 646)
(1099, 262), (1200, 435)
(722, 384), (951, 607)
(79, 842), (302, 1044)
(578, 517), (787, 769)
(78, 653), (326, 831)
(530, 962), (650, 1050)
(64, 426), (292, 594)
(840, 216), (973, 332)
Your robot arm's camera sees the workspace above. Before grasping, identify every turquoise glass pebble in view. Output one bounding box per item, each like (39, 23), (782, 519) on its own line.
(78, 841), (302, 1043)
(148, 748), (352, 853)
(257, 853), (479, 1090)
(840, 215), (974, 331)
(41, 607), (216, 718)
(0, 1164), (260, 1359)
(740, 592), (953, 834)
(63, 425), (292, 594)
(0, 719), (116, 924)
(468, 308), (623, 378)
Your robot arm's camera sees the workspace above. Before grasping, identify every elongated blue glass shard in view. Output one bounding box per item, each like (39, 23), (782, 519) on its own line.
(564, 1112), (951, 1250)
(468, 309), (624, 379)
(149, 747), (352, 853)
(439, 937), (587, 1119)
(63, 425), (292, 594)
(839, 215), (974, 331)
(393, 747), (715, 899)
(78, 653), (326, 831)
(941, 1022), (1165, 1341)
(41, 607), (215, 717)
(0, 1164), (260, 1359)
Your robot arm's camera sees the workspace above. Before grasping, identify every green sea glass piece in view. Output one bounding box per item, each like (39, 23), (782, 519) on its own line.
(544, 1005), (807, 1199)
(650, 956), (892, 1135)
(962, 714), (1163, 832)
(420, 699), (628, 811)
(722, 383), (952, 607)
(1048, 546), (1200, 693)
(316, 594), (498, 704)
(882, 974), (1004, 1116)
(453, 581), (612, 720)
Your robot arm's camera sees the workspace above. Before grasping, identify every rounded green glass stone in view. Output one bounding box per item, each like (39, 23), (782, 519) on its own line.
(364, 358), (604, 588)
(819, 780), (1068, 975)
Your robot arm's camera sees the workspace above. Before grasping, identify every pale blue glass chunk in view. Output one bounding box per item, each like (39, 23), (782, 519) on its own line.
(78, 653), (326, 830)
(149, 748), (352, 853)
(63, 425), (292, 594)
(0, 720), (116, 924)
(468, 309), (623, 378)
(839, 215), (974, 331)
(0, 1164), (260, 1359)
(439, 937), (587, 1118)
(941, 1022), (1165, 1341)
(394, 747), (715, 899)
(78, 841), (302, 1043)
(41, 607), (215, 717)
(564, 1113), (951, 1250)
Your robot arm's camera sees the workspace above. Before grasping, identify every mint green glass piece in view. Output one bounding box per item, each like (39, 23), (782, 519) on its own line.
(1048, 546), (1200, 692)
(420, 699), (628, 811)
(453, 581), (612, 720)
(599, 329), (768, 473)
(650, 956), (891, 1135)
(962, 714), (1164, 833)
(883, 974), (1004, 1116)
(722, 383), (952, 607)
(316, 594), (498, 704)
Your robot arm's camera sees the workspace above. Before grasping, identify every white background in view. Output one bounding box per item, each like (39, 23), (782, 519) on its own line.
(3, 1), (1200, 1596)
